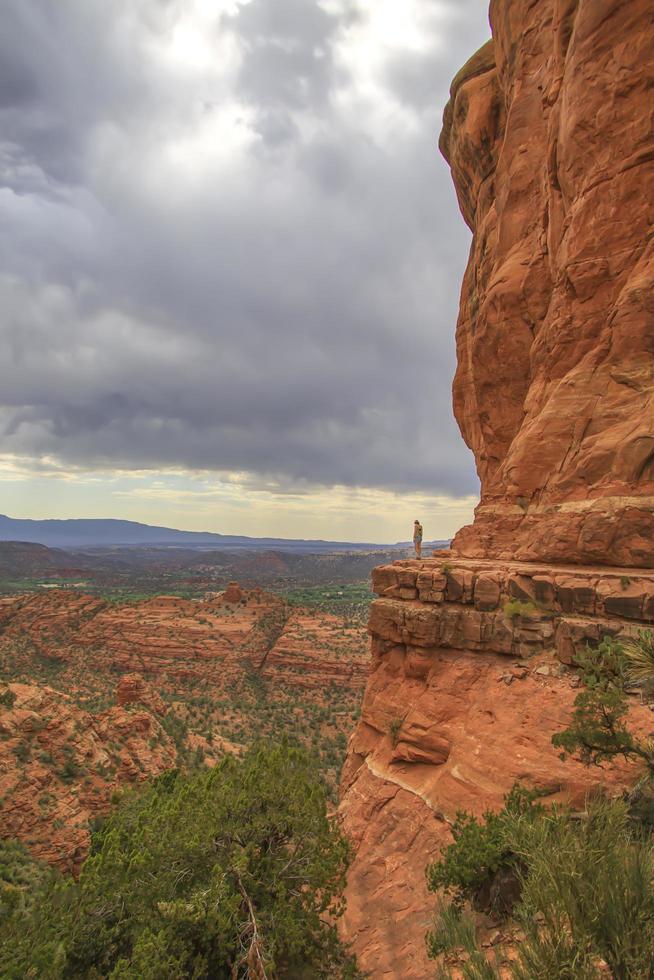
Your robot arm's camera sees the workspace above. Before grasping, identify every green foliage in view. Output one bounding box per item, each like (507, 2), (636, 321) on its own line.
(12, 740), (30, 763)
(0, 686), (16, 708)
(552, 636), (654, 775)
(388, 717), (403, 747)
(282, 583), (373, 622)
(502, 599), (538, 621)
(57, 756), (84, 783)
(426, 786), (544, 913)
(515, 800), (654, 979)
(0, 741), (359, 979)
(428, 900), (477, 957)
(623, 630), (654, 687)
(0, 840), (57, 922)
(429, 903), (500, 980)
(428, 799), (654, 979)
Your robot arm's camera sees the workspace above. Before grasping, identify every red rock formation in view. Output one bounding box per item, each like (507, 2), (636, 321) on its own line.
(440, 0), (654, 568)
(0, 592), (369, 878)
(223, 581), (244, 603)
(340, 558), (654, 976)
(261, 609), (369, 689)
(0, 589), (369, 696)
(0, 681), (176, 873)
(116, 673), (167, 716)
(340, 3), (654, 975)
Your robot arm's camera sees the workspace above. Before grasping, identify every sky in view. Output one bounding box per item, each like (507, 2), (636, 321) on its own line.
(0, 0), (490, 543)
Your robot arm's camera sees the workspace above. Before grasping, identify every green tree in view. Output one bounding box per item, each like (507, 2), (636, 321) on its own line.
(426, 785), (544, 914)
(552, 636), (654, 776)
(0, 742), (359, 979)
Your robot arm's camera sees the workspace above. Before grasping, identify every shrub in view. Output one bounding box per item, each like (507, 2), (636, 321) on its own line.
(552, 636), (654, 776)
(502, 599), (538, 621)
(389, 717), (403, 747)
(427, 798), (654, 979)
(426, 785), (545, 914)
(57, 756), (84, 782)
(13, 741), (30, 764)
(0, 741), (359, 979)
(623, 629), (654, 688)
(0, 688), (16, 709)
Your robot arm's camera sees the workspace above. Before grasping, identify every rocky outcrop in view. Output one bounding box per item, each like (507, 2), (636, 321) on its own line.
(261, 609), (370, 689)
(340, 2), (654, 975)
(0, 681), (176, 873)
(371, 556), (654, 665)
(340, 557), (654, 977)
(441, 0), (654, 568)
(223, 581), (244, 603)
(116, 673), (167, 716)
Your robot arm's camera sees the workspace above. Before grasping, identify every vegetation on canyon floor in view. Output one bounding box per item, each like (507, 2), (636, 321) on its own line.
(0, 742), (360, 979)
(0, 584), (369, 804)
(427, 631), (654, 979)
(0, 540), (390, 601)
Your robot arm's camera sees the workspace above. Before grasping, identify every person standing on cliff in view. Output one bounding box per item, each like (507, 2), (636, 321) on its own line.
(413, 520), (423, 559)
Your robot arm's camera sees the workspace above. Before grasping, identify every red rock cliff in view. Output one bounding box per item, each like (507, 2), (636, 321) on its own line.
(442, 0), (654, 568)
(339, 3), (654, 976)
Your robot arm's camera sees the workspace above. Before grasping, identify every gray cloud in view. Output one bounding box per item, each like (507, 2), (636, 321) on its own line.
(0, 0), (490, 497)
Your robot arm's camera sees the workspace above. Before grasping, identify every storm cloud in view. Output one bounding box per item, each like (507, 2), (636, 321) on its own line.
(0, 0), (490, 498)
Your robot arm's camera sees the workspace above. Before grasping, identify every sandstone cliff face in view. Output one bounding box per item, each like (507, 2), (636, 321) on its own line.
(339, 558), (654, 977)
(339, 3), (654, 975)
(441, 0), (654, 568)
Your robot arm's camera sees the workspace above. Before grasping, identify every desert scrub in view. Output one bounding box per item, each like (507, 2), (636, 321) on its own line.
(57, 756), (84, 782)
(623, 629), (654, 690)
(12, 741), (30, 764)
(0, 742), (360, 979)
(502, 599), (538, 621)
(426, 785), (545, 915)
(0, 688), (16, 709)
(552, 635), (654, 776)
(427, 798), (654, 979)
(389, 717), (404, 747)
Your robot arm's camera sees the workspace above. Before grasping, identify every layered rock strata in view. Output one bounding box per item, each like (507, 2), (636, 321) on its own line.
(0, 589), (368, 691)
(372, 556), (654, 666)
(340, 557), (654, 976)
(440, 0), (654, 567)
(340, 1), (654, 974)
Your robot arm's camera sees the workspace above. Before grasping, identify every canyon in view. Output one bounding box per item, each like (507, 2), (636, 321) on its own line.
(339, 0), (654, 975)
(0, 587), (368, 694)
(0, 585), (369, 871)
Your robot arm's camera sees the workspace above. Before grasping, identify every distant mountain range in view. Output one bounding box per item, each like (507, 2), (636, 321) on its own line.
(0, 514), (448, 553)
